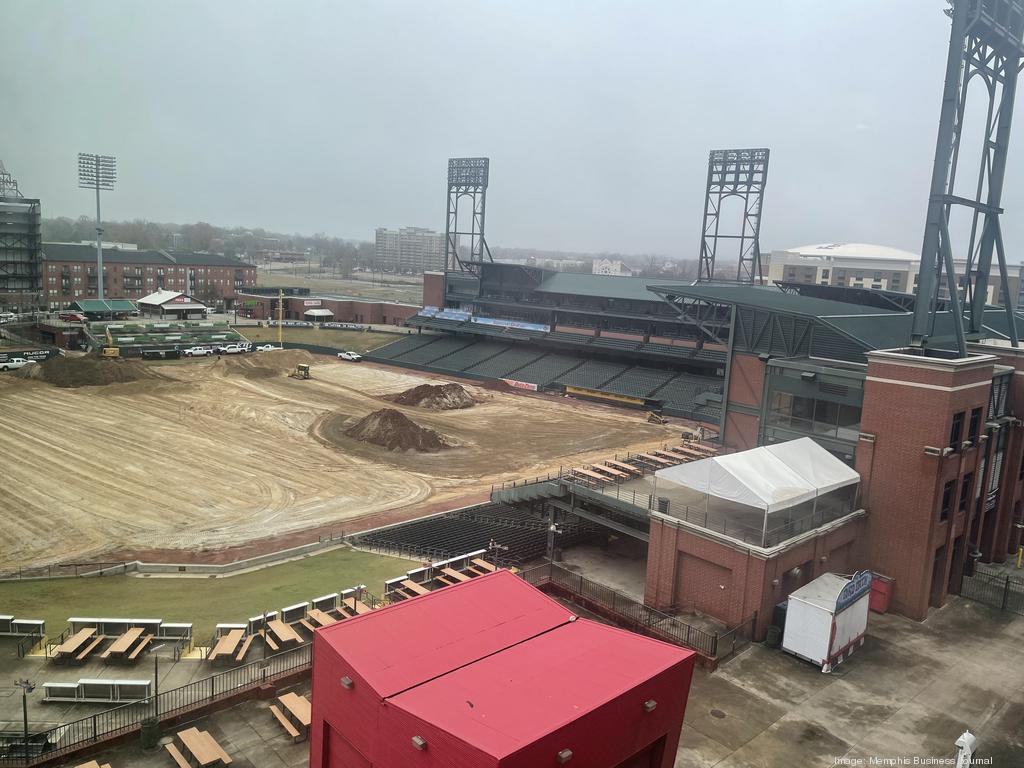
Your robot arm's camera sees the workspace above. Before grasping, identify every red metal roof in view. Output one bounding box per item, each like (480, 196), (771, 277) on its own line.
(388, 618), (694, 758)
(317, 570), (573, 697)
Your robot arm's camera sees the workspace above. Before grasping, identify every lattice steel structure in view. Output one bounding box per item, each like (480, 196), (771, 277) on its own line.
(697, 148), (770, 283)
(0, 161), (42, 301)
(445, 157), (492, 271)
(912, 0), (1024, 356)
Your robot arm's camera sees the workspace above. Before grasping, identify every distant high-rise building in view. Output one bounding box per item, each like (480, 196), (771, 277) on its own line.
(374, 227), (445, 274)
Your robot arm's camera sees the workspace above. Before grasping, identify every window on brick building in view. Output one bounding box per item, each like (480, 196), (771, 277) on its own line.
(950, 411), (965, 449)
(959, 473), (973, 513)
(940, 480), (955, 521)
(968, 408), (982, 443)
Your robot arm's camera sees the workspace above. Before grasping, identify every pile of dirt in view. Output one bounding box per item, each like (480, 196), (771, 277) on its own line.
(386, 382), (476, 410)
(344, 408), (453, 452)
(15, 356), (160, 388)
(218, 349), (315, 379)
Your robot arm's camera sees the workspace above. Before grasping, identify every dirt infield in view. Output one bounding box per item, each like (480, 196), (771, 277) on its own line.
(15, 356), (161, 387)
(0, 353), (676, 568)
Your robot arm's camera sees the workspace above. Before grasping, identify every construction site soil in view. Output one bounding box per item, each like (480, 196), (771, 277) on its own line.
(0, 353), (678, 568)
(341, 408), (453, 452)
(385, 382), (477, 410)
(15, 355), (160, 388)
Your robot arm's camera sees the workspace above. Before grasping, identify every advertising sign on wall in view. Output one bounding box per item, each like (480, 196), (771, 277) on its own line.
(303, 300), (323, 307)
(501, 379), (539, 392)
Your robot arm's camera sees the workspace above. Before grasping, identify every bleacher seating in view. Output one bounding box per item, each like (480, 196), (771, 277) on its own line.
(464, 347), (548, 378)
(368, 334), (442, 360)
(639, 342), (696, 359)
(430, 341), (511, 372)
(352, 503), (598, 565)
(554, 360), (630, 389)
(546, 330), (595, 344)
(394, 336), (475, 365)
(651, 374), (724, 411)
(600, 366), (677, 398)
(509, 353), (586, 386)
(589, 336), (642, 352)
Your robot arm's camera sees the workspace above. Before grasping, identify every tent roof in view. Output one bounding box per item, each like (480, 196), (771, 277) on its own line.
(655, 437), (859, 514)
(303, 308), (334, 317)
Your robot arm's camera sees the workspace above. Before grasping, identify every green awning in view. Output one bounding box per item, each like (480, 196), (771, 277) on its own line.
(71, 299), (137, 313)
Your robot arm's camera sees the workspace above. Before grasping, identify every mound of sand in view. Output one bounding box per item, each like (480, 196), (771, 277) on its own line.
(344, 408), (453, 452)
(15, 356), (161, 388)
(387, 382), (476, 410)
(218, 349), (315, 379)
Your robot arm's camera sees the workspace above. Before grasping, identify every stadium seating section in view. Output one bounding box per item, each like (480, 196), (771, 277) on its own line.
(600, 366), (678, 398)
(351, 503), (598, 565)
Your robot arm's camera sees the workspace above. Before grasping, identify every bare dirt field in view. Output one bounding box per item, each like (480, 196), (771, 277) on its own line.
(0, 352), (676, 568)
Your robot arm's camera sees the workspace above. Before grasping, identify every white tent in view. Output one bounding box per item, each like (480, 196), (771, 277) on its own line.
(655, 437), (858, 514)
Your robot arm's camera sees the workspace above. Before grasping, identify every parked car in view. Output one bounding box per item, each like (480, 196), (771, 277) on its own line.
(58, 312), (86, 323)
(0, 312), (15, 324)
(255, 344), (277, 352)
(182, 346), (214, 357)
(337, 351), (363, 362)
(0, 357), (37, 372)
(216, 344), (246, 355)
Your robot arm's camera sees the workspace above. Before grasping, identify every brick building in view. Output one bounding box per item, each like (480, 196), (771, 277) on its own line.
(40, 242), (256, 310)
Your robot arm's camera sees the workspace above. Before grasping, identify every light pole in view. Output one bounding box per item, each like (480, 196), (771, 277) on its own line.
(77, 153), (117, 304)
(15, 678), (34, 760)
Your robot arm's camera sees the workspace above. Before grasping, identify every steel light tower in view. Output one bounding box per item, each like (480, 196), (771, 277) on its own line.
(911, 0), (1024, 356)
(78, 153), (116, 301)
(445, 157), (492, 272)
(697, 148), (770, 283)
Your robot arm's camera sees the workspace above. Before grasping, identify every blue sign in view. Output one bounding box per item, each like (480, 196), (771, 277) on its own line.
(835, 570), (873, 612)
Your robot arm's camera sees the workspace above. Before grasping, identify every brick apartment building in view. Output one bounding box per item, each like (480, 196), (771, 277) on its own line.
(40, 242), (256, 310)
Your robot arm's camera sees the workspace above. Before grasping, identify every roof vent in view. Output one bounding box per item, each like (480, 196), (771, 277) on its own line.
(557, 748), (573, 763)
(411, 736), (427, 750)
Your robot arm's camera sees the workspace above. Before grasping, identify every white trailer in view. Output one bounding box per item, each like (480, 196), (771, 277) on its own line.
(782, 571), (872, 673)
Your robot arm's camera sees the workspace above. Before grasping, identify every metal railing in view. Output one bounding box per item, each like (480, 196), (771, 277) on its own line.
(961, 566), (1024, 615)
(518, 563), (754, 660)
(0, 562), (128, 582)
(0, 644), (312, 766)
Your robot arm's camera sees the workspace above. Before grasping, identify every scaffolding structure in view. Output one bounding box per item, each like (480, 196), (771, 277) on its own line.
(0, 161), (42, 303)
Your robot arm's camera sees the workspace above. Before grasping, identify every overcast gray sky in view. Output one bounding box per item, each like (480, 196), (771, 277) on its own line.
(2, 0), (1018, 258)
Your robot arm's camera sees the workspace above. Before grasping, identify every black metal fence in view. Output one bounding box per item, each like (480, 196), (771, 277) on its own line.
(518, 563), (754, 660)
(961, 566), (1024, 615)
(0, 562), (128, 582)
(0, 643), (311, 766)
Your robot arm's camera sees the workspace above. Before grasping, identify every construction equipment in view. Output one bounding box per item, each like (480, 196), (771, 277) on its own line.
(290, 363), (310, 380)
(646, 411), (668, 425)
(101, 347), (120, 358)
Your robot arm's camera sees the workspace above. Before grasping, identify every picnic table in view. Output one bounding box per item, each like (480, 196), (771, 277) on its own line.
(471, 558), (497, 573)
(637, 452), (673, 466)
(307, 608), (337, 627)
(279, 692), (311, 729)
(55, 628), (95, 659)
(74, 761), (111, 768)
(441, 567), (471, 582)
(266, 619), (302, 645)
(177, 726), (232, 766)
(401, 579), (430, 596)
(208, 629), (245, 661)
(102, 626), (144, 660)
(343, 597), (372, 615)
(606, 459), (641, 474)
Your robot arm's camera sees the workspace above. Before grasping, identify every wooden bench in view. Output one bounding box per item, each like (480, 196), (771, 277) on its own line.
(235, 634), (254, 662)
(74, 761), (112, 768)
(75, 635), (105, 663)
(471, 558), (497, 573)
(164, 742), (191, 768)
(434, 573), (455, 586)
(401, 579), (430, 596)
(442, 567), (471, 582)
(307, 609), (337, 627)
(127, 635), (152, 661)
(262, 630), (280, 653)
(637, 452), (674, 466)
(593, 463), (628, 479)
(605, 459), (642, 475)
(572, 467), (609, 482)
(298, 618), (316, 634)
(269, 703), (301, 742)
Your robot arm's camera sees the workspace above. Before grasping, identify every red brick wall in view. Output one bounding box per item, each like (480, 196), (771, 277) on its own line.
(724, 412), (758, 451)
(645, 516), (865, 640)
(727, 352), (764, 407)
(857, 353), (995, 619)
(422, 272), (444, 308)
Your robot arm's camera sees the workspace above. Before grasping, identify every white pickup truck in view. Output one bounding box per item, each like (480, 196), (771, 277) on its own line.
(216, 344), (246, 355)
(182, 346), (214, 357)
(0, 357), (37, 372)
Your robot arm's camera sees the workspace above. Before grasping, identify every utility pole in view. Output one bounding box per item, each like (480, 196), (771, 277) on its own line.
(15, 678), (34, 761)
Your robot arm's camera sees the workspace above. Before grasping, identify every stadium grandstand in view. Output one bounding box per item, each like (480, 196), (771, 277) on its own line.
(84, 319), (248, 357)
(368, 263), (728, 423)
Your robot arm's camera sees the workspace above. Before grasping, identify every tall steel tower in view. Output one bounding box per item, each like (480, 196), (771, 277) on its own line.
(697, 148), (770, 283)
(911, 0), (1024, 356)
(445, 157), (492, 272)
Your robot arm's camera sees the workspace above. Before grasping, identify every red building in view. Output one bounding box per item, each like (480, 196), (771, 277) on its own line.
(310, 570), (695, 768)
(40, 242), (256, 310)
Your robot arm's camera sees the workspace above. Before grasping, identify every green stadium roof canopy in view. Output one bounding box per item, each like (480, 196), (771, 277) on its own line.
(534, 272), (684, 302)
(71, 299), (138, 313)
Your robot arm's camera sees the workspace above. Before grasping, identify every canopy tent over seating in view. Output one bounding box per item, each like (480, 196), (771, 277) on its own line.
(303, 308), (334, 319)
(653, 437), (860, 548)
